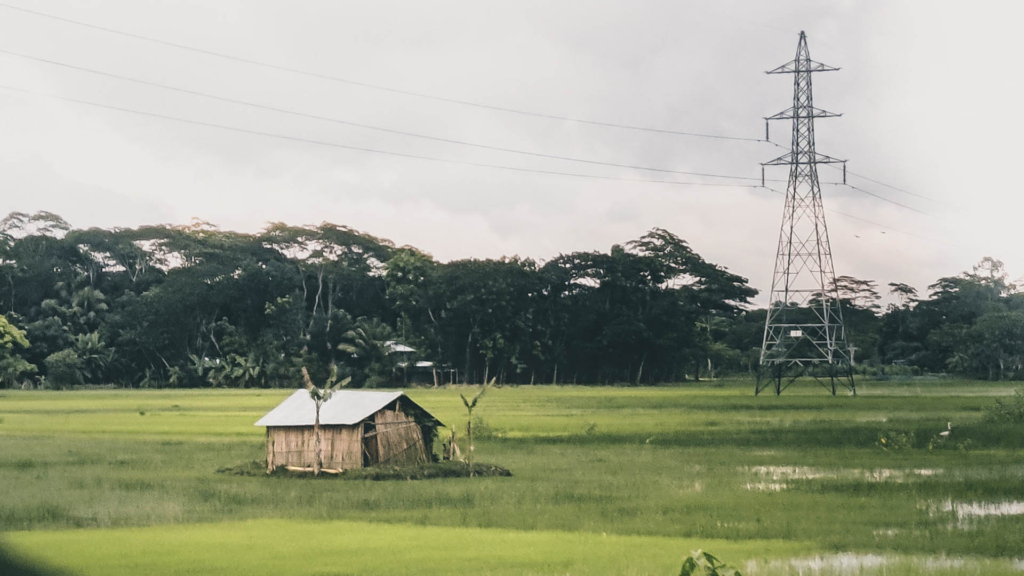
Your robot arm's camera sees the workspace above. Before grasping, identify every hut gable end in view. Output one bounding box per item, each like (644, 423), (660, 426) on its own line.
(369, 401), (430, 465)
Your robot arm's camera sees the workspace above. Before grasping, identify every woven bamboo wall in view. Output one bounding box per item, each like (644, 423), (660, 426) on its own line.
(267, 425), (363, 470)
(373, 405), (429, 465)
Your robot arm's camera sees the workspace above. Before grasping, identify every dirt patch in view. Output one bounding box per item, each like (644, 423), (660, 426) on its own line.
(217, 460), (512, 481)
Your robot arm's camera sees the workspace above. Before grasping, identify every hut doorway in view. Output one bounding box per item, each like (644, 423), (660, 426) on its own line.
(362, 421), (379, 467)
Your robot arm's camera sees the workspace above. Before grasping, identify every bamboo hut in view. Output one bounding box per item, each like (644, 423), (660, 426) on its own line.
(255, 390), (443, 472)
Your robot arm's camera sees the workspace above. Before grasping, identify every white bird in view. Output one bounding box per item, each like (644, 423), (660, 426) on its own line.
(939, 422), (952, 437)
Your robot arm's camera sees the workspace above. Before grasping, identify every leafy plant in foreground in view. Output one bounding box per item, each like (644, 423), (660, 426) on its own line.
(679, 550), (742, 576)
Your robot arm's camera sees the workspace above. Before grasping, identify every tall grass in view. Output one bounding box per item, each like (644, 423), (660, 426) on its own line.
(0, 381), (1021, 570)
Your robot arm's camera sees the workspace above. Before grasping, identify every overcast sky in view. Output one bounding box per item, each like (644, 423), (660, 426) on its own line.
(0, 1), (1018, 303)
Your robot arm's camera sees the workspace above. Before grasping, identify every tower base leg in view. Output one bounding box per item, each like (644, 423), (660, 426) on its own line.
(756, 362), (855, 396)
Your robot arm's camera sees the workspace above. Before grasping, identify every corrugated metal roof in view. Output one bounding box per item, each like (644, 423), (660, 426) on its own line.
(254, 389), (406, 427)
(385, 341), (416, 354)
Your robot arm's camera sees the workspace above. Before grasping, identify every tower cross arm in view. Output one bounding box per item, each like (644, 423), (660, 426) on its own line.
(766, 59), (839, 74)
(762, 152), (846, 166)
(766, 106), (841, 121)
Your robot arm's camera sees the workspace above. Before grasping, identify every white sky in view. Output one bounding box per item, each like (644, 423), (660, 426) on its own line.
(0, 0), (1019, 303)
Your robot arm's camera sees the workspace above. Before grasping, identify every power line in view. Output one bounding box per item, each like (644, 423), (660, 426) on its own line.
(775, 130), (950, 208)
(830, 208), (936, 242)
(819, 162), (950, 206)
(824, 182), (931, 216)
(768, 119), (953, 210)
(0, 50), (938, 215)
(0, 47), (768, 183)
(0, 48), (933, 215)
(0, 2), (943, 214)
(759, 187), (937, 243)
(0, 4), (944, 218)
(845, 167), (957, 208)
(766, 139), (942, 213)
(0, 83), (759, 189)
(0, 2), (765, 142)
(0, 82), (941, 242)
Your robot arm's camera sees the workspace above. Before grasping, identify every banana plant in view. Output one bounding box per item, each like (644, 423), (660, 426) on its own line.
(679, 550), (742, 576)
(459, 385), (488, 476)
(302, 366), (351, 476)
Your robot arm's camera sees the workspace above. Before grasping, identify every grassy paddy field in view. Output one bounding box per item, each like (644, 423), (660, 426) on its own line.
(0, 380), (1022, 575)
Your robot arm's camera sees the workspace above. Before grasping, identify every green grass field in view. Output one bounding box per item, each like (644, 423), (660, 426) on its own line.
(0, 380), (1022, 575)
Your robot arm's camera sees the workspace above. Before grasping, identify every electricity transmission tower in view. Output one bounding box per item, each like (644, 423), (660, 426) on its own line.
(757, 31), (855, 396)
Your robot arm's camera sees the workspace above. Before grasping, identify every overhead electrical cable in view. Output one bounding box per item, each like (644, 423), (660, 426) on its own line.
(0, 48), (773, 183)
(0, 4), (942, 216)
(0, 51), (929, 215)
(823, 182), (930, 216)
(8, 49), (939, 217)
(0, 83), (940, 242)
(844, 167), (956, 208)
(767, 120), (950, 208)
(0, 84), (757, 189)
(759, 186), (937, 242)
(829, 209), (935, 242)
(0, 2), (764, 142)
(765, 146), (948, 208)
(0, 3), (943, 213)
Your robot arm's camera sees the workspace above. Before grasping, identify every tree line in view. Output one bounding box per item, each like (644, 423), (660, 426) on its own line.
(0, 211), (1019, 388)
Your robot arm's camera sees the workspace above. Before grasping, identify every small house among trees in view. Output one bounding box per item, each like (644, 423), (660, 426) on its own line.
(255, 390), (443, 472)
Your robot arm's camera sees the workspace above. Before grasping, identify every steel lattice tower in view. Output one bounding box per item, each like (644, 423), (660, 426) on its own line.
(757, 31), (855, 396)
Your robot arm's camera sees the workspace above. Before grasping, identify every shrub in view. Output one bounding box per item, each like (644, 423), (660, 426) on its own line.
(43, 349), (83, 389)
(471, 416), (493, 438)
(986, 389), (1024, 423)
(0, 356), (36, 388)
(877, 430), (916, 451)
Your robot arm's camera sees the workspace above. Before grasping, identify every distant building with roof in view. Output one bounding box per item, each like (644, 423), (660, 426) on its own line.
(255, 390), (443, 472)
(385, 341), (456, 385)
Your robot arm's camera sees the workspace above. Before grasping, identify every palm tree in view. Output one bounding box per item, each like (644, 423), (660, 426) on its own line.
(337, 317), (396, 387)
(71, 287), (108, 331)
(301, 366), (350, 476)
(73, 332), (113, 384)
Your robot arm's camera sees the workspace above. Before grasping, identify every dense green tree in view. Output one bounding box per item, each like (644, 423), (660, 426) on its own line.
(875, 258), (1022, 378)
(43, 348), (83, 389)
(0, 314), (35, 387)
(1, 210), (1018, 386)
